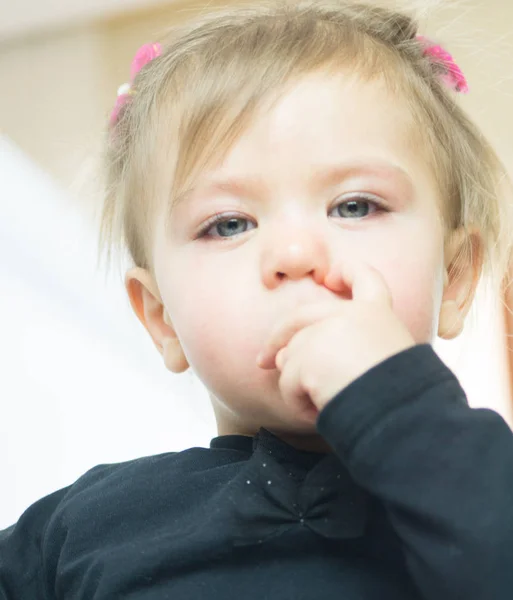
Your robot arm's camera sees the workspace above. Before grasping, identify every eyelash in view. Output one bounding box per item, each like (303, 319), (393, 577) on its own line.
(195, 196), (389, 241)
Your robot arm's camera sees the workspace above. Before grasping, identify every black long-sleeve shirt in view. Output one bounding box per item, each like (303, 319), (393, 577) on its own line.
(1, 343), (513, 599)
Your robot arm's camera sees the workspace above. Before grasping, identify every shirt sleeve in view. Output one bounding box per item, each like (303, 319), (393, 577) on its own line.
(316, 342), (513, 600)
(0, 486), (71, 600)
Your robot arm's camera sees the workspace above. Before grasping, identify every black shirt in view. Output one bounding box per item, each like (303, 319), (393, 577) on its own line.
(1, 343), (513, 599)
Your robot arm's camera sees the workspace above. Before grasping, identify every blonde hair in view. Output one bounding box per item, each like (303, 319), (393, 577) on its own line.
(97, 0), (513, 328)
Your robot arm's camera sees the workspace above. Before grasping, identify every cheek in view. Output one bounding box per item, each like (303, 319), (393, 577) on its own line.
(162, 262), (263, 386)
(363, 217), (445, 343)
(378, 259), (441, 343)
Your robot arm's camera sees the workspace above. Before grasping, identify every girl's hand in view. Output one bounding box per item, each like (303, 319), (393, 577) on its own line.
(257, 261), (417, 421)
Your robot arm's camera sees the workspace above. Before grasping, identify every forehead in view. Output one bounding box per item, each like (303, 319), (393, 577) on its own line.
(222, 71), (416, 156)
(167, 70), (435, 214)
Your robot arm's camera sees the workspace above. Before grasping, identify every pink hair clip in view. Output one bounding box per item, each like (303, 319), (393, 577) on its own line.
(110, 42), (162, 126)
(416, 35), (469, 94)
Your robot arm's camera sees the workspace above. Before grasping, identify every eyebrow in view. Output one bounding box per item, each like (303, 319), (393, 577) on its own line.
(169, 159), (414, 215)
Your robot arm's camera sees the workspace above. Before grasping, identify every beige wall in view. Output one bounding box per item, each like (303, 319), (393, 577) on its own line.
(0, 27), (104, 187)
(0, 1), (235, 194)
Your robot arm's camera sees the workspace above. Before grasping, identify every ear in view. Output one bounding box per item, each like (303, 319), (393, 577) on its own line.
(438, 226), (484, 340)
(124, 267), (190, 373)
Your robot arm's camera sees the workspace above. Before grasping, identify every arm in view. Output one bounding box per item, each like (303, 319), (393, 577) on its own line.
(0, 487), (71, 600)
(317, 343), (513, 600)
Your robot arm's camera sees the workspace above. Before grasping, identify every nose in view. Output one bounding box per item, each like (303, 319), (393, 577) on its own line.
(261, 225), (330, 290)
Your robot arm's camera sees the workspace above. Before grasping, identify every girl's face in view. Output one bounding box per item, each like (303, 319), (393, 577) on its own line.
(152, 71), (447, 437)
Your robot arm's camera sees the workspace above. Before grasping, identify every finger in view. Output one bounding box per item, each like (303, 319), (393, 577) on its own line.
(324, 261), (392, 306)
(257, 303), (341, 369)
(275, 347), (318, 423)
(275, 346), (286, 371)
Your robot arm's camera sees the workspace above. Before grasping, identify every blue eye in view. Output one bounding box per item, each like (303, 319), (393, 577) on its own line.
(196, 196), (388, 241)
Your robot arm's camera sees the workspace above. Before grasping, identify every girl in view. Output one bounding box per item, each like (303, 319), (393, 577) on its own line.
(2, 1), (513, 598)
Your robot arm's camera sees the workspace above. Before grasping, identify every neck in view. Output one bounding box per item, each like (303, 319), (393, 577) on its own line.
(211, 396), (334, 453)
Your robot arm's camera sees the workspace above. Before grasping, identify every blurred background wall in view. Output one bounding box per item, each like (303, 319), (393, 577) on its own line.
(1, 0), (512, 528)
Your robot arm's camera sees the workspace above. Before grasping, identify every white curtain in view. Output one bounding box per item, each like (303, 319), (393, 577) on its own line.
(0, 137), (216, 529)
